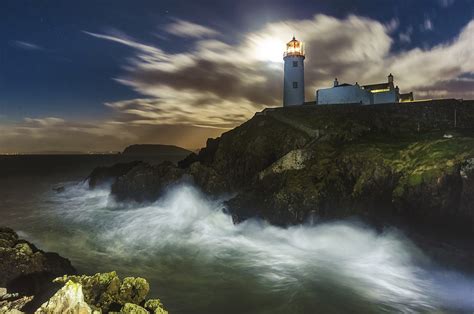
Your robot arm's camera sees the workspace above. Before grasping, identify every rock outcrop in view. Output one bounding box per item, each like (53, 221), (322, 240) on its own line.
(0, 228), (168, 313)
(0, 273), (169, 314)
(35, 280), (92, 314)
(88, 161), (145, 189)
(52, 272), (167, 313)
(0, 227), (76, 298)
(0, 287), (33, 313)
(88, 100), (474, 233)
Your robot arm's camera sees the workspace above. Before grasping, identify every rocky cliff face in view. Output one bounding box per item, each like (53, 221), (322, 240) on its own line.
(89, 99), (474, 233)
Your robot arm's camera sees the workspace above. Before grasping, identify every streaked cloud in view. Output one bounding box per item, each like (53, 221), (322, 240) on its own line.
(165, 19), (219, 38)
(24, 117), (65, 127)
(11, 40), (44, 51)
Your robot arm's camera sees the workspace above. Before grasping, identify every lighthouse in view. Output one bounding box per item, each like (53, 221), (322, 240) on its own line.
(283, 36), (305, 106)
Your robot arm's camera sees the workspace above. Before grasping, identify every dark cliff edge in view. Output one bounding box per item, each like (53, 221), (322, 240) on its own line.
(122, 144), (192, 157)
(89, 100), (474, 239)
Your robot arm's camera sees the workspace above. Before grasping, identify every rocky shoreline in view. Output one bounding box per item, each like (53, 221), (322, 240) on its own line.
(0, 227), (168, 313)
(89, 100), (474, 235)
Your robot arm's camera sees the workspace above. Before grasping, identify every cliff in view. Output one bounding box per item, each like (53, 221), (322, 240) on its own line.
(122, 144), (191, 157)
(90, 99), (474, 233)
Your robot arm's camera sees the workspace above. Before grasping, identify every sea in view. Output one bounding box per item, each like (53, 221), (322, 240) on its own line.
(1, 154), (473, 313)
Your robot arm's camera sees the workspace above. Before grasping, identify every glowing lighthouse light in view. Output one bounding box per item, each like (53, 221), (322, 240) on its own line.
(254, 37), (286, 63)
(284, 36), (305, 57)
(283, 36), (305, 106)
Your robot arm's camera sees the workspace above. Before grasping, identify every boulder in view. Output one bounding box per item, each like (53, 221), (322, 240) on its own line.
(0, 287), (33, 313)
(119, 303), (148, 314)
(111, 161), (187, 203)
(144, 299), (168, 314)
(0, 227), (76, 298)
(54, 272), (121, 312)
(88, 161), (144, 189)
(118, 277), (149, 305)
(34, 280), (92, 314)
(54, 272), (160, 313)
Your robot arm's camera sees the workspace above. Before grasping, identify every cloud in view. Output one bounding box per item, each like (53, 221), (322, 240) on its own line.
(415, 77), (474, 99)
(83, 31), (164, 55)
(385, 18), (400, 33)
(165, 19), (219, 38)
(23, 117), (65, 127)
(422, 18), (434, 31)
(399, 26), (413, 43)
(0, 115), (222, 153)
(438, 0), (455, 7)
(12, 40), (44, 51)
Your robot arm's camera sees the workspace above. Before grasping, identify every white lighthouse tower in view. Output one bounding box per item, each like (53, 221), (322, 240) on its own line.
(283, 36), (305, 106)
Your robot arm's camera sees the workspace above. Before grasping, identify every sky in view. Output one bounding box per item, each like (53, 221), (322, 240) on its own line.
(0, 0), (473, 153)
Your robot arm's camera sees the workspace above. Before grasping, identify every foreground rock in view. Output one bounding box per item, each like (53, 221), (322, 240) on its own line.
(0, 287), (33, 313)
(35, 280), (91, 313)
(0, 227), (76, 298)
(0, 228), (168, 313)
(89, 100), (474, 234)
(36, 272), (168, 313)
(1, 273), (169, 314)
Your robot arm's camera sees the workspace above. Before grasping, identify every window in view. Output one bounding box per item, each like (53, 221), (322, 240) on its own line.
(292, 61), (298, 67)
(293, 82), (298, 88)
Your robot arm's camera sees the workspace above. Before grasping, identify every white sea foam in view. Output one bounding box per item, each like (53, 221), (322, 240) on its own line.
(46, 183), (474, 313)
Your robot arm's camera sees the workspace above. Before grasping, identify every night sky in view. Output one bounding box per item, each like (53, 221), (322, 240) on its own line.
(1, 0), (473, 153)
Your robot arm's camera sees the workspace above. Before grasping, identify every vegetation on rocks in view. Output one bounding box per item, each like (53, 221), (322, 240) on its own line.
(53, 272), (167, 313)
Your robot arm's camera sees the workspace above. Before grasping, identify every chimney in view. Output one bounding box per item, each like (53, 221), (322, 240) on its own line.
(388, 73), (394, 84)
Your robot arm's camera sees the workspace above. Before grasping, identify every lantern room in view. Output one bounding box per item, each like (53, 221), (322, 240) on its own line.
(284, 36), (305, 58)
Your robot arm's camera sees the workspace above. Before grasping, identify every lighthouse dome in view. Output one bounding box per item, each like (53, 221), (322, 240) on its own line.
(284, 36), (305, 58)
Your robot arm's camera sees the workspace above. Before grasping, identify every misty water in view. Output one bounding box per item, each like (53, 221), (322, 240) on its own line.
(1, 156), (474, 313)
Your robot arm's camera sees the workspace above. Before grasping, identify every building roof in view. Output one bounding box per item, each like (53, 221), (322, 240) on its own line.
(363, 82), (391, 90)
(335, 83), (353, 87)
(399, 92), (414, 101)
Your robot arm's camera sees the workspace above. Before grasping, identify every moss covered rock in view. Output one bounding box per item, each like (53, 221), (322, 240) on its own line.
(144, 299), (168, 314)
(55, 272), (122, 312)
(54, 272), (162, 313)
(0, 227), (76, 299)
(119, 303), (148, 314)
(119, 277), (149, 305)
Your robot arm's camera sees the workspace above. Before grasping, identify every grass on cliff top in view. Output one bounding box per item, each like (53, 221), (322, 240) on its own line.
(342, 130), (474, 189)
